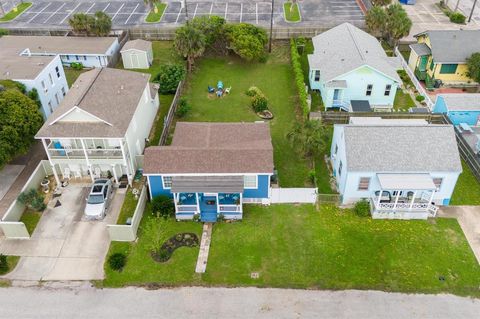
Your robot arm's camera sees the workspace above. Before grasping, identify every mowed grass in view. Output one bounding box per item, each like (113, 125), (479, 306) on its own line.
(393, 89), (416, 111)
(103, 204), (480, 297)
(451, 161), (480, 205)
(180, 44), (312, 187)
(20, 209), (42, 236)
(0, 2), (32, 22)
(0, 256), (20, 276)
(64, 68), (88, 88)
(145, 2), (167, 23)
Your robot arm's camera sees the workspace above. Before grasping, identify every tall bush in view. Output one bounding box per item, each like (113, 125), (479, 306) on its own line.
(151, 195), (175, 219)
(290, 39), (309, 117)
(17, 189), (46, 211)
(154, 64), (186, 94)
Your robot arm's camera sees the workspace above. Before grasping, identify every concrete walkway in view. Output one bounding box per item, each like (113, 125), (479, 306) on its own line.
(437, 206), (480, 264)
(0, 286), (479, 318)
(195, 223), (212, 273)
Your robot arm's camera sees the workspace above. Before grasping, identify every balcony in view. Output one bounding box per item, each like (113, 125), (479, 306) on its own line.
(47, 141), (124, 160)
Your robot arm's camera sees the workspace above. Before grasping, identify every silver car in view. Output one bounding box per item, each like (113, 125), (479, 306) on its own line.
(84, 179), (113, 220)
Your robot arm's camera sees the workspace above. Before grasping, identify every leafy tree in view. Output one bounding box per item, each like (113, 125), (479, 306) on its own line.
(189, 15), (227, 53)
(91, 11), (112, 36)
(174, 23), (206, 72)
(154, 64), (186, 94)
(151, 195), (175, 219)
(366, 6), (387, 38)
(68, 13), (93, 35)
(0, 88), (43, 168)
(371, 0), (392, 6)
(287, 120), (330, 158)
(225, 23), (267, 61)
(17, 189), (46, 211)
(0, 254), (8, 274)
(385, 4), (412, 46)
(466, 53), (480, 91)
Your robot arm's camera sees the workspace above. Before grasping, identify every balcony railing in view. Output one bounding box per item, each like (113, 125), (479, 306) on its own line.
(48, 147), (123, 159)
(332, 99), (350, 112)
(176, 205), (198, 213)
(414, 68), (427, 81)
(219, 204), (242, 212)
(371, 197), (438, 215)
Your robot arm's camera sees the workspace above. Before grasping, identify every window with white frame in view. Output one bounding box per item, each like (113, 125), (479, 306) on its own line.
(314, 70), (320, 81)
(384, 84), (392, 96)
(358, 177), (370, 191)
(55, 93), (60, 105)
(48, 101), (53, 113)
(162, 176), (172, 189)
(366, 84), (373, 96)
(55, 66), (61, 78)
(244, 175), (258, 189)
(338, 161), (343, 176)
(49, 73), (54, 86)
(334, 144), (338, 155)
(61, 86), (66, 96)
(433, 178), (443, 191)
(41, 80), (47, 92)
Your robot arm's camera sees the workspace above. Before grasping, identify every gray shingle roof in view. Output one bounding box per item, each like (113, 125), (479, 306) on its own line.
(416, 30), (480, 63)
(308, 23), (401, 83)
(35, 68), (151, 138)
(342, 124), (462, 172)
(0, 55), (57, 80)
(121, 39), (152, 52)
(439, 93), (480, 111)
(143, 122), (274, 174)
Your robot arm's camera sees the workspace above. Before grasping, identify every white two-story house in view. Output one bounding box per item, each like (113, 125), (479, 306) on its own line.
(330, 117), (462, 219)
(35, 68), (159, 186)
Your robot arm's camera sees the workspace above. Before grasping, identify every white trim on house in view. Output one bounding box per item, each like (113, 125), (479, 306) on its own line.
(49, 106), (113, 127)
(162, 175), (173, 189)
(331, 64), (401, 85)
(143, 172), (273, 177)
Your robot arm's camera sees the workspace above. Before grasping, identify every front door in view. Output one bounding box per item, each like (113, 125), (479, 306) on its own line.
(333, 89), (340, 101)
(200, 194), (217, 222)
(418, 55), (428, 71)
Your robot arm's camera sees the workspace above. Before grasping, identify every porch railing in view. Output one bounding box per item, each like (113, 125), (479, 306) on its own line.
(332, 99), (350, 112)
(219, 204), (241, 212)
(176, 205), (198, 213)
(48, 148), (123, 159)
(371, 197), (438, 215)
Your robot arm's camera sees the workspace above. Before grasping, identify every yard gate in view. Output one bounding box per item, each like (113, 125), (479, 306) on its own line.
(270, 188), (317, 204)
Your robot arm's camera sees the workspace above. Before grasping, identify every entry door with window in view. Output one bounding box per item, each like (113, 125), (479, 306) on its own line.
(418, 55), (428, 71)
(333, 89), (340, 100)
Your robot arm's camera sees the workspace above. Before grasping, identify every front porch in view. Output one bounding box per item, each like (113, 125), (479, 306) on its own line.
(370, 173), (439, 219)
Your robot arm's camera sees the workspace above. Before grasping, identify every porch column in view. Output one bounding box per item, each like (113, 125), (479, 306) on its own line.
(393, 191), (400, 210)
(376, 189), (383, 207)
(195, 193), (200, 214)
(239, 193), (243, 213)
(41, 138), (61, 186)
(111, 164), (118, 185)
(428, 190), (435, 204)
(119, 140), (133, 186)
(216, 193), (220, 215)
(79, 139), (94, 182)
(409, 191), (417, 209)
(173, 193), (178, 215)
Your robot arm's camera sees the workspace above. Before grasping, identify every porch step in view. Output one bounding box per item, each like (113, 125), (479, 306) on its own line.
(195, 223), (213, 273)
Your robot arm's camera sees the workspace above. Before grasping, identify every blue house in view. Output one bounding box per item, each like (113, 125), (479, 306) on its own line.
(433, 94), (480, 126)
(143, 122), (274, 222)
(331, 117), (462, 219)
(308, 23), (401, 111)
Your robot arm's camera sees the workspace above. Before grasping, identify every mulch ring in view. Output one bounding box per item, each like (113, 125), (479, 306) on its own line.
(151, 233), (199, 263)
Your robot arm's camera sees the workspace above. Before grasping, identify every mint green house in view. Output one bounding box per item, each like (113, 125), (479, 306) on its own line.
(308, 23), (401, 112)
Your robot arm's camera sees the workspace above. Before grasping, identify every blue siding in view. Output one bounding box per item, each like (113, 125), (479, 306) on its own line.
(433, 96), (448, 114)
(243, 175), (270, 199)
(434, 96), (480, 125)
(148, 176), (173, 198)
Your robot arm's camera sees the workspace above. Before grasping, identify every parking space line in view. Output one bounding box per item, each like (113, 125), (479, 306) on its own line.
(102, 3), (110, 12)
(44, 2), (66, 23)
(256, 3), (258, 24)
(209, 3), (213, 16)
(225, 3), (228, 19)
(193, 3), (198, 18)
(112, 3), (125, 20)
(175, 6), (182, 23)
(27, 2), (51, 23)
(60, 2), (81, 24)
(85, 2), (96, 14)
(125, 3), (139, 24)
(240, 3), (243, 22)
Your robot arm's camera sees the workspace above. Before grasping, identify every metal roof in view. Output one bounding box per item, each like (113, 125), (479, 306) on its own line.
(350, 100), (371, 112)
(377, 173), (436, 190)
(409, 43), (431, 56)
(416, 30), (480, 63)
(171, 176), (244, 193)
(438, 94), (480, 111)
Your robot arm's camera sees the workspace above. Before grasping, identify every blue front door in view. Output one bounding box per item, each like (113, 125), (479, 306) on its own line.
(200, 195), (217, 222)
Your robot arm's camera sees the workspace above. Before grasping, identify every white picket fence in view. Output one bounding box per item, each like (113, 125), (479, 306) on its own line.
(270, 188), (318, 204)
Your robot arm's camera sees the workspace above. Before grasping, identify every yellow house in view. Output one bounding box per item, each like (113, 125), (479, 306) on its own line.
(408, 30), (480, 88)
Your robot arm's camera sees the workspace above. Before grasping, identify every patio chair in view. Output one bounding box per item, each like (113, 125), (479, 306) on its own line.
(208, 86), (215, 93)
(225, 87), (231, 94)
(62, 168), (71, 181)
(217, 81), (224, 90)
(93, 167), (101, 179)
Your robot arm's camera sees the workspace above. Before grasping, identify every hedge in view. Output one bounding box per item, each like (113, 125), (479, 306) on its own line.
(290, 39), (309, 118)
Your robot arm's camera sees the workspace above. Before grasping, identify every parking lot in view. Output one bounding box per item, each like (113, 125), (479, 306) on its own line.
(2, 0), (363, 27)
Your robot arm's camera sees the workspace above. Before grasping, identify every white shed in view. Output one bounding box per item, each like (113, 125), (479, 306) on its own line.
(121, 39), (153, 69)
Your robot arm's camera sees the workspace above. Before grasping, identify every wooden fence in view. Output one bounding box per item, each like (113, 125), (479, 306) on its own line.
(317, 194), (341, 205)
(310, 111), (445, 124)
(159, 80), (185, 146)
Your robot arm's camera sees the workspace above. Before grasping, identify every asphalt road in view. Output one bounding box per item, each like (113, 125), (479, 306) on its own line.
(0, 286), (479, 318)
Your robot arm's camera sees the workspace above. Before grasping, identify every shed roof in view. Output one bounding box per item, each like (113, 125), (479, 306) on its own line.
(377, 173), (436, 190)
(439, 93), (480, 111)
(171, 176), (244, 193)
(308, 23), (400, 83)
(409, 43), (431, 56)
(341, 124), (462, 172)
(143, 122), (274, 174)
(121, 39), (152, 52)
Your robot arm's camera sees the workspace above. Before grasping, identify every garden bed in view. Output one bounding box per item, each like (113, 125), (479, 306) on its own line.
(283, 3), (301, 23)
(151, 233), (199, 263)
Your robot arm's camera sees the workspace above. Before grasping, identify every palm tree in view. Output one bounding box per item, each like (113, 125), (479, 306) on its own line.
(365, 6), (387, 39)
(385, 4), (412, 47)
(174, 23), (206, 72)
(68, 13), (92, 35)
(91, 11), (112, 36)
(287, 121), (329, 158)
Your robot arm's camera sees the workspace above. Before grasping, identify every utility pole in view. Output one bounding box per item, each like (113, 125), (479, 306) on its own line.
(468, 0), (478, 22)
(268, 0), (275, 52)
(0, 1), (5, 18)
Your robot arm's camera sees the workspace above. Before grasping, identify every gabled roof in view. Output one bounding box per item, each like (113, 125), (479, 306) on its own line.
(339, 123), (461, 172)
(121, 39), (152, 52)
(35, 68), (151, 138)
(438, 93), (480, 111)
(0, 55), (57, 80)
(308, 23), (401, 83)
(415, 30), (480, 63)
(409, 43), (431, 56)
(143, 122), (274, 174)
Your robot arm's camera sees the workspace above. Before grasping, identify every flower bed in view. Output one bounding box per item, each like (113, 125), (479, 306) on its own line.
(151, 233), (199, 263)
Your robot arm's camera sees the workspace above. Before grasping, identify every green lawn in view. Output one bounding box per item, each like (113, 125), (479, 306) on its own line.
(180, 44), (312, 187)
(393, 89), (415, 111)
(0, 2), (32, 22)
(102, 204), (480, 296)
(451, 161), (480, 205)
(0, 256), (20, 276)
(117, 190), (138, 225)
(64, 68), (88, 88)
(20, 209), (42, 236)
(145, 2), (167, 23)
(149, 94), (174, 146)
(283, 3), (301, 22)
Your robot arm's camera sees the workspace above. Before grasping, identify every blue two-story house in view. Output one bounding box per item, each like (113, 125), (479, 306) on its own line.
(143, 122), (274, 222)
(308, 23), (401, 111)
(433, 94), (480, 126)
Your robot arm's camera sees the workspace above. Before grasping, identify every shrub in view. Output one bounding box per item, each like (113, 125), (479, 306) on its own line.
(415, 95), (425, 102)
(70, 62), (84, 70)
(308, 170), (316, 185)
(108, 253), (126, 271)
(449, 12), (466, 24)
(0, 254), (8, 273)
(290, 39), (309, 117)
(152, 195), (175, 219)
(354, 199), (371, 217)
(0, 29), (9, 37)
(17, 189), (46, 212)
(176, 98), (191, 118)
(246, 86), (262, 97)
(251, 94), (268, 112)
(225, 23), (267, 61)
(154, 64), (186, 94)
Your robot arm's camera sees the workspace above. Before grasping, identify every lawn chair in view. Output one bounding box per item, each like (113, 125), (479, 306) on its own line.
(225, 86), (231, 94)
(208, 86), (215, 93)
(217, 81), (224, 90)
(93, 167), (101, 179)
(62, 168), (71, 181)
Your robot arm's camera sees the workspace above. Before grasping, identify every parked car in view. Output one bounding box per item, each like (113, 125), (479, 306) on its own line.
(84, 179), (113, 220)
